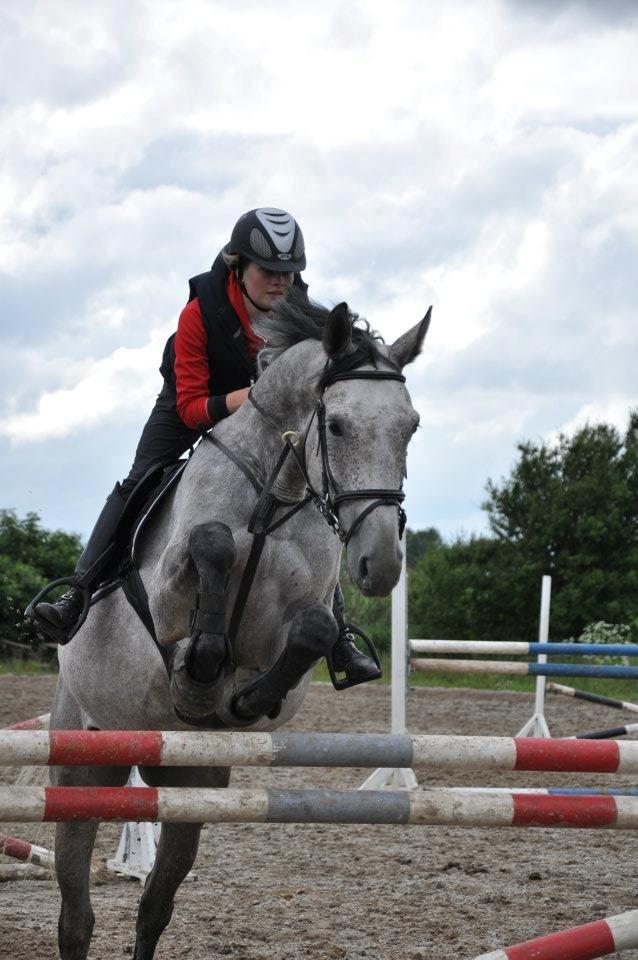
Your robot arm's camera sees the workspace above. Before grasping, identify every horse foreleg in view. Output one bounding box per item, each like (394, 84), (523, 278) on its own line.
(233, 602), (338, 720)
(55, 819), (100, 960)
(133, 823), (203, 960)
(170, 521), (236, 719)
(51, 677), (131, 960)
(133, 766), (230, 960)
(54, 764), (131, 960)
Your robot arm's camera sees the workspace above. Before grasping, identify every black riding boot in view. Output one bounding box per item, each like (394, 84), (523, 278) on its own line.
(32, 484), (128, 643)
(330, 582), (382, 683)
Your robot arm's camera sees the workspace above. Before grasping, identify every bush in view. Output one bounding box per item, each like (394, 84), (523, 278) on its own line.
(0, 510), (82, 660)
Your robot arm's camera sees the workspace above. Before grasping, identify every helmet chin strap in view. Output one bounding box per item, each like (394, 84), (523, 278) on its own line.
(238, 278), (271, 314)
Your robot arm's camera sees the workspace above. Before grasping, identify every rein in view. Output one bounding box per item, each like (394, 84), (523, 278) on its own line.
(206, 363), (408, 645)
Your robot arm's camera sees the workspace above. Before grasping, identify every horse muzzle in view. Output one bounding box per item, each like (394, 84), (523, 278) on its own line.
(346, 511), (403, 596)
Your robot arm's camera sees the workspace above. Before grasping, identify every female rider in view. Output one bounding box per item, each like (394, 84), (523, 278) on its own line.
(30, 207), (380, 684)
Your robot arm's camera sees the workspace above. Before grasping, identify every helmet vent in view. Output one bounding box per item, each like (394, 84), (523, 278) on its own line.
(229, 207), (306, 271)
(249, 228), (273, 260)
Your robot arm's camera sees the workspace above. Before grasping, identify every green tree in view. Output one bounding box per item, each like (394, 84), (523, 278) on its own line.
(409, 535), (537, 643)
(406, 526), (442, 568)
(483, 411), (638, 639)
(408, 412), (638, 645)
(0, 510), (82, 657)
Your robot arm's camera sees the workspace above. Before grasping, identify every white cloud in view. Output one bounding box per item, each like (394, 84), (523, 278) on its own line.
(550, 398), (635, 442)
(1, 0), (637, 539)
(0, 328), (169, 443)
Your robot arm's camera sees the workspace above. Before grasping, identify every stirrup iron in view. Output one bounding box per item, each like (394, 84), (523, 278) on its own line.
(326, 622), (382, 691)
(24, 576), (92, 646)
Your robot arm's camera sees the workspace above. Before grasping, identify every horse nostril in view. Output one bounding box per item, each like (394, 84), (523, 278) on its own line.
(358, 556), (369, 583)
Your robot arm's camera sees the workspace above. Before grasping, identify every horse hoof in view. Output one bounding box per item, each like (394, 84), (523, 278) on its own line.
(170, 644), (228, 719)
(232, 689), (282, 722)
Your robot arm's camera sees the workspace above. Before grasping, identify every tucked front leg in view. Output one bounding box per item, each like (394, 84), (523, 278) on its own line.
(170, 521), (236, 720)
(232, 602), (338, 721)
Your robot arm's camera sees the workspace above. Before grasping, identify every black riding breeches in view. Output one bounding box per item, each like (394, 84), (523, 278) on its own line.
(70, 385), (198, 584)
(120, 383), (200, 498)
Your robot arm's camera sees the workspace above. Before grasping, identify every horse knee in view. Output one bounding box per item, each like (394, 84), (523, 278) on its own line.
(189, 522), (236, 580)
(288, 603), (338, 660)
(181, 522), (235, 686)
(232, 603), (337, 722)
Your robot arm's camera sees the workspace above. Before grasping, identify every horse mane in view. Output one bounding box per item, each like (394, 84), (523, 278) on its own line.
(254, 287), (392, 386)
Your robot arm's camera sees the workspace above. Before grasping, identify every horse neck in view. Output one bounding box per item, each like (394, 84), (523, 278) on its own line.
(216, 343), (323, 498)
(251, 342), (322, 434)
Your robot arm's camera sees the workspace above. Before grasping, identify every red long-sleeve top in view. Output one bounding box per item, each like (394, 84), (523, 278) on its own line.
(174, 273), (262, 429)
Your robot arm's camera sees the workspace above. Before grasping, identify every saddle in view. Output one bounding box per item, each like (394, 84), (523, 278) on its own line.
(90, 460), (188, 655)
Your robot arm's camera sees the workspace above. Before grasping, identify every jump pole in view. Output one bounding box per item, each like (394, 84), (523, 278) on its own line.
(3, 712), (146, 882)
(548, 682), (638, 715)
(6, 713), (50, 731)
(5, 730), (638, 773)
(0, 832), (109, 882)
(410, 660), (638, 679)
(575, 723), (638, 741)
(1, 833), (54, 869)
(6, 785), (638, 828)
(411, 640), (638, 657)
(470, 907), (638, 960)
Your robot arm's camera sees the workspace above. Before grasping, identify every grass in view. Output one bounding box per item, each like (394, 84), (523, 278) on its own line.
(0, 657), (57, 675)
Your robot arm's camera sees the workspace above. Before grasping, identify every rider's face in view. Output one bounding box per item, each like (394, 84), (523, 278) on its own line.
(241, 262), (294, 314)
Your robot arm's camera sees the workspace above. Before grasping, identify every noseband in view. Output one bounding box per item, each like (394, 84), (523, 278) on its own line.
(298, 368), (407, 545)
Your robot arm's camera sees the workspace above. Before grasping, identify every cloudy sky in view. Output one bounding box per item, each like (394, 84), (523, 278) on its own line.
(1, 0), (637, 545)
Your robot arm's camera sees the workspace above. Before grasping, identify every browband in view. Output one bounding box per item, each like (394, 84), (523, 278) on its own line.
(324, 370), (406, 387)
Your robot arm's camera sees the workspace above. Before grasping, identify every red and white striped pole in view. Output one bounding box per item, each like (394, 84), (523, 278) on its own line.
(471, 908), (638, 959)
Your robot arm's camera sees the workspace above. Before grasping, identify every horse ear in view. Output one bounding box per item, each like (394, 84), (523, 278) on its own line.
(389, 307), (432, 368)
(323, 302), (352, 361)
(256, 346), (277, 375)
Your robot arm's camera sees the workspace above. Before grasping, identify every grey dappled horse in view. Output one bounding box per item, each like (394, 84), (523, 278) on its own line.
(52, 291), (430, 960)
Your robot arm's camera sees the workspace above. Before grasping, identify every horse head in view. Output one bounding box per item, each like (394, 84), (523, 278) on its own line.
(255, 289), (431, 597)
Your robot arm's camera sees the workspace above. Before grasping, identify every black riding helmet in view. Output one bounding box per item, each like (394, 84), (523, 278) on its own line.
(227, 207), (306, 273)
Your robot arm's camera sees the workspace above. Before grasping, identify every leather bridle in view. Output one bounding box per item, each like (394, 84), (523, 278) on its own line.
(292, 368), (407, 545)
(206, 361), (408, 647)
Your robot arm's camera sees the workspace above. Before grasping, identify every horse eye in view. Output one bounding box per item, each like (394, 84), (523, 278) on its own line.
(328, 421), (343, 437)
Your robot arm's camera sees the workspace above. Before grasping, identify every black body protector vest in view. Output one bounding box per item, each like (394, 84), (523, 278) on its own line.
(160, 252), (308, 399)
(160, 253), (255, 397)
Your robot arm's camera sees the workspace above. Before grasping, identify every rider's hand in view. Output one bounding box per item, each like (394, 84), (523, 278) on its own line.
(226, 388), (250, 414)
